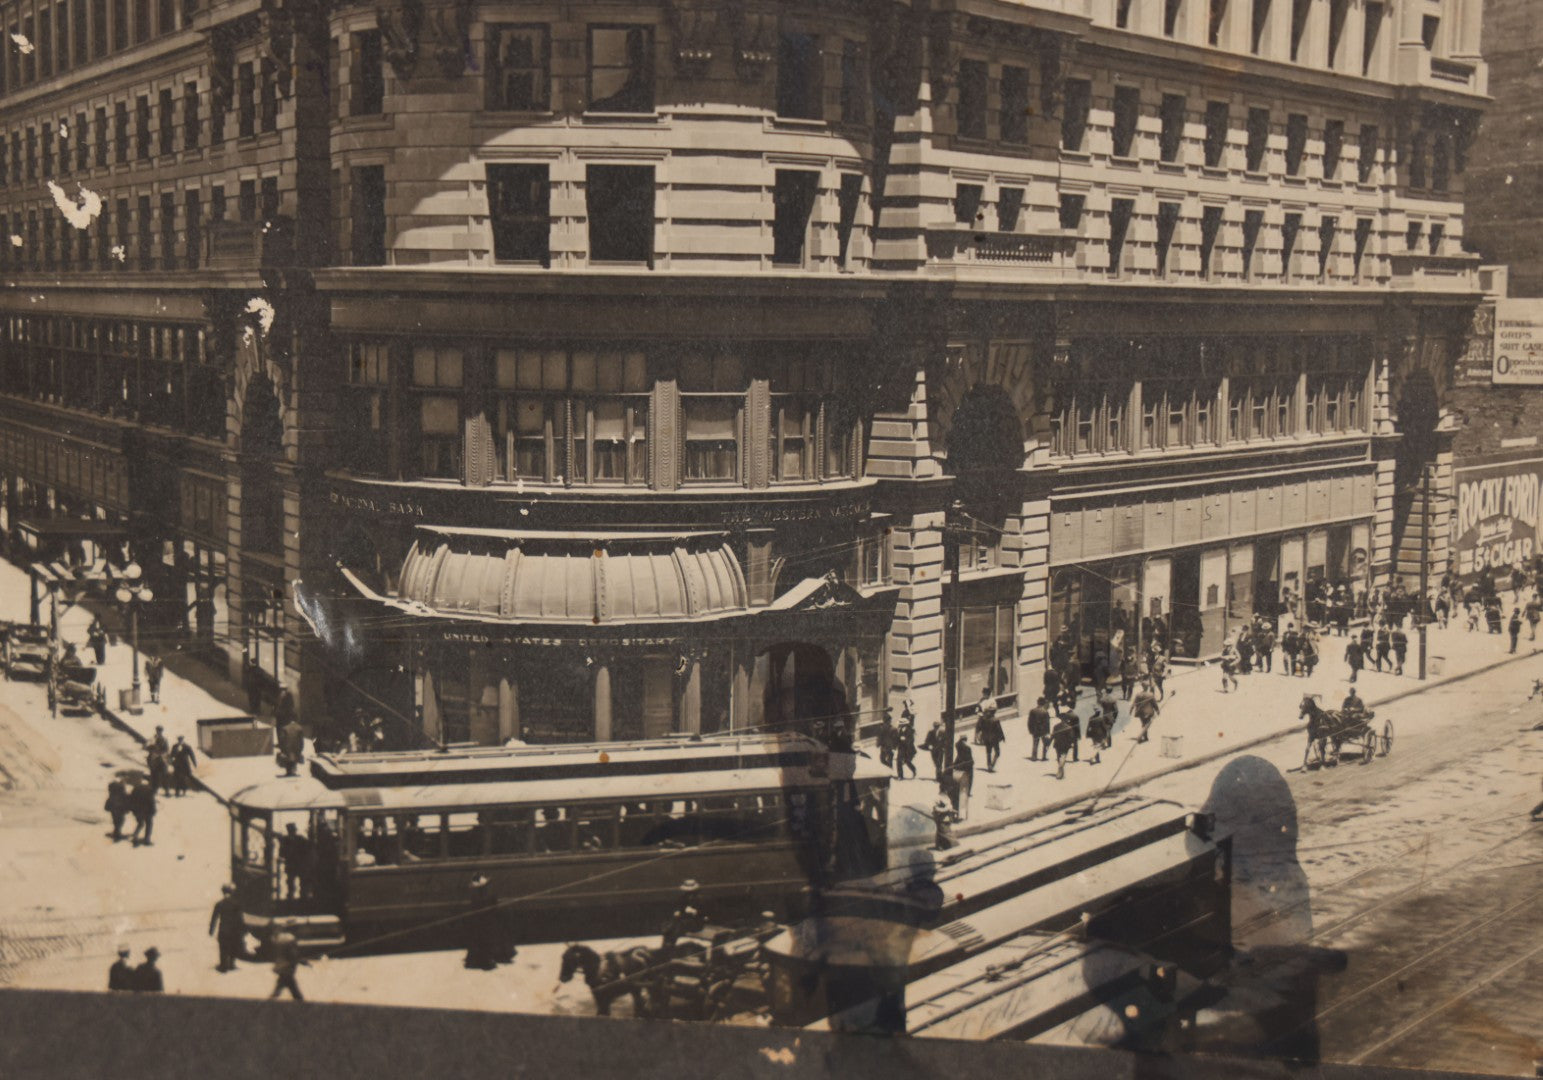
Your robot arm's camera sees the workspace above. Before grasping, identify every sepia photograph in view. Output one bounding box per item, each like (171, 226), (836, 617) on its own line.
(0, 0), (1538, 1076)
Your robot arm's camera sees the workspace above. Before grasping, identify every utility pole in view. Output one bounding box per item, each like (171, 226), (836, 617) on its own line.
(1418, 463), (1431, 680)
(942, 500), (967, 771)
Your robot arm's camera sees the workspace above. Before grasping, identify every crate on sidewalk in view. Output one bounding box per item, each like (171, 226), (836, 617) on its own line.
(1429, 655), (1445, 676)
(1160, 735), (1184, 759)
(197, 715), (273, 758)
(985, 783), (1013, 812)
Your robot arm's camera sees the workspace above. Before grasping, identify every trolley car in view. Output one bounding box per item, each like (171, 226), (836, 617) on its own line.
(226, 735), (891, 952)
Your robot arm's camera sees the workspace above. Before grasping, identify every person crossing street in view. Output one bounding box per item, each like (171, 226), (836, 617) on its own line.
(1131, 679), (1161, 744)
(168, 736), (196, 797)
(1026, 696), (1051, 762)
(210, 885), (246, 972)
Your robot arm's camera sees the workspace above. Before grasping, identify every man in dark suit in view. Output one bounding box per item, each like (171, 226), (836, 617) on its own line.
(129, 781), (156, 846)
(104, 776), (130, 841)
(210, 885), (246, 972)
(108, 945), (135, 990)
(133, 946), (163, 992)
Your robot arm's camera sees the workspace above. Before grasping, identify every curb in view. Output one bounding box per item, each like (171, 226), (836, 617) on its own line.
(97, 702), (227, 806)
(955, 643), (1543, 839)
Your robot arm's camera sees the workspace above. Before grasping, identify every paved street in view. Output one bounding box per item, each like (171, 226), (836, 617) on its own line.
(0, 556), (1540, 1068)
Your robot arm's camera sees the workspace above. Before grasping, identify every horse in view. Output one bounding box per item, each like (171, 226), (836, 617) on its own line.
(1299, 694), (1374, 766)
(557, 943), (657, 1017)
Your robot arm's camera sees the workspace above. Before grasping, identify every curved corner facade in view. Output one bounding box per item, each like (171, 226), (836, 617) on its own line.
(0, 0), (1488, 745)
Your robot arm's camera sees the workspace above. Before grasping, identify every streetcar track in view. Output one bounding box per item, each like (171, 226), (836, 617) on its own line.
(1346, 936), (1543, 1066)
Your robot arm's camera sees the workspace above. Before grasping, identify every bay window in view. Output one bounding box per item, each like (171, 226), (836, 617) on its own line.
(1050, 375), (1130, 458)
(1304, 341), (1368, 436)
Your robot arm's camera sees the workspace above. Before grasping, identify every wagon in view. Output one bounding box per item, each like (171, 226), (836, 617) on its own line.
(1300, 695), (1393, 767)
(648, 921), (778, 1021)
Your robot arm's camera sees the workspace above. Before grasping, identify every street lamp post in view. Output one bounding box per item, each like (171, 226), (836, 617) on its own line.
(115, 561), (153, 703)
(942, 500), (968, 772)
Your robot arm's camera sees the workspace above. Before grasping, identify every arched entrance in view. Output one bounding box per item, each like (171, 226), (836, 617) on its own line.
(755, 642), (848, 738)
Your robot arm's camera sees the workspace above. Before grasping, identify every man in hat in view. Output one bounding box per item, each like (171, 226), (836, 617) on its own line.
(276, 701), (305, 778)
(268, 930), (305, 1000)
(129, 780), (156, 846)
(144, 654), (163, 704)
(1131, 679), (1161, 744)
(931, 797), (958, 851)
(210, 885), (246, 972)
(133, 946), (164, 992)
(950, 737), (975, 820)
(895, 705), (918, 779)
(278, 823), (312, 900)
(168, 735), (196, 797)
(146, 726), (170, 794)
(1050, 711), (1078, 781)
(919, 718), (948, 782)
(87, 618), (107, 665)
(661, 879), (707, 954)
(108, 945), (135, 991)
(463, 873), (499, 971)
(974, 691), (1003, 771)
(104, 775), (130, 841)
(1026, 696), (1052, 762)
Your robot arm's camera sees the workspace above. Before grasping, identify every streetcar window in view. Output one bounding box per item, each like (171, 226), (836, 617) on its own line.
(445, 812), (487, 859)
(574, 807), (618, 851)
(241, 813), (272, 868)
(533, 806), (573, 853)
(485, 809), (535, 856)
(398, 814), (441, 861)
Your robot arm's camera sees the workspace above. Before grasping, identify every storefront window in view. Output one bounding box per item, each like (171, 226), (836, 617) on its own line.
(947, 598), (1017, 707)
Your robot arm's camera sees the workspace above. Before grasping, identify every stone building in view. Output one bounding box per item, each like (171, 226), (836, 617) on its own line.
(0, 0), (1489, 744)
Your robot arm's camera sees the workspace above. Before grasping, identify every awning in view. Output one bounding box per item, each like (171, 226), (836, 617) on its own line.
(352, 526), (751, 627)
(16, 516), (126, 542)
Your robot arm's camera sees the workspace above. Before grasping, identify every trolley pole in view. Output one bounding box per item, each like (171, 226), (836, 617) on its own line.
(1418, 464), (1431, 681)
(942, 500), (966, 771)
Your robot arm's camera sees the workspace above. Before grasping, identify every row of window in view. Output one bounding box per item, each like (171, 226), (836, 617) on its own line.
(1048, 338), (1370, 458)
(1115, 0), (1399, 76)
(0, 61), (276, 188)
(0, 315), (224, 437)
(339, 22), (870, 125)
(341, 343), (858, 488)
(0, 0), (199, 95)
(0, 175), (274, 272)
(1061, 85), (1462, 193)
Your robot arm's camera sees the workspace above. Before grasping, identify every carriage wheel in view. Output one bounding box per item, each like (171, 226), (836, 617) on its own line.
(1361, 732), (1376, 764)
(1380, 720), (1394, 757)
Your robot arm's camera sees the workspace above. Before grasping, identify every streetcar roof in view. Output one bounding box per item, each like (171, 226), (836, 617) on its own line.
(311, 733), (848, 787)
(230, 758), (891, 814)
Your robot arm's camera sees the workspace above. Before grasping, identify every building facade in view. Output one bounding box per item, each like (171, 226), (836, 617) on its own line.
(0, 0), (1488, 745)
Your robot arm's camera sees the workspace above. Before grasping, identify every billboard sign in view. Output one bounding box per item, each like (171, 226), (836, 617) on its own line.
(1451, 459), (1543, 579)
(1493, 298), (1543, 384)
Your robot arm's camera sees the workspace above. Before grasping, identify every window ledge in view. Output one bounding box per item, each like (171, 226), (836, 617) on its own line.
(473, 110), (555, 128)
(1108, 154), (1140, 169)
(1282, 174), (1309, 186)
(1200, 164), (1228, 177)
(582, 111), (663, 125)
(1156, 160), (1186, 174)
(1243, 170), (1268, 182)
(767, 115), (828, 131)
(1059, 149), (1091, 163)
(338, 114), (394, 132)
(1321, 177), (1343, 190)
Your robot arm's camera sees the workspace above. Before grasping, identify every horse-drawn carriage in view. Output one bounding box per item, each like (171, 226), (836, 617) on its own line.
(559, 918), (780, 1021)
(2, 623), (52, 681)
(1299, 694), (1393, 767)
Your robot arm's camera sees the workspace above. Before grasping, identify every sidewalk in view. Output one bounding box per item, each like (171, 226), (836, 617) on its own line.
(0, 555), (288, 802)
(8, 548), (1541, 826)
(889, 612), (1543, 842)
